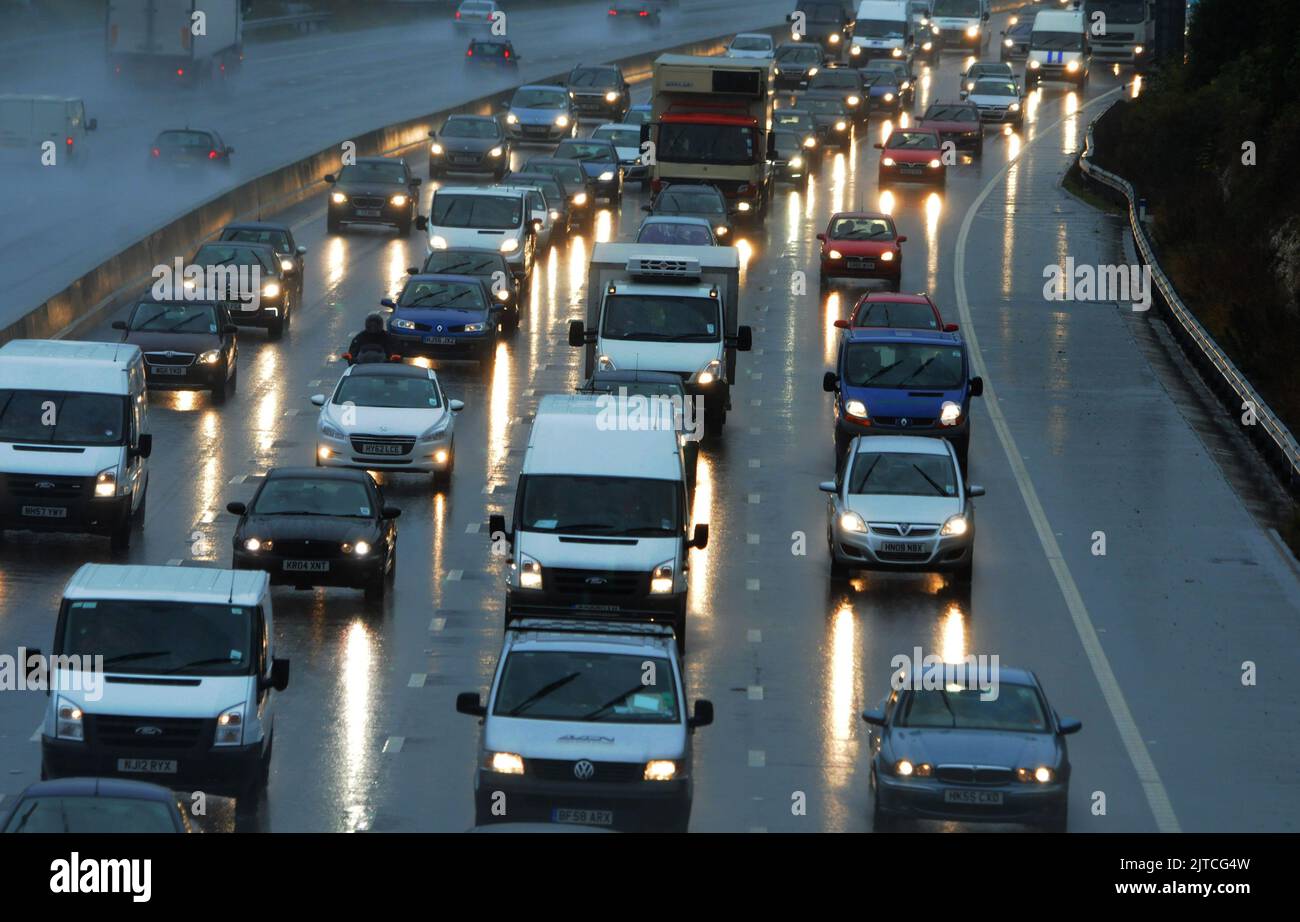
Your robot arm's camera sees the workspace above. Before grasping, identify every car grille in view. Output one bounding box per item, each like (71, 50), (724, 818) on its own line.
(144, 352), (196, 367)
(89, 714), (209, 750)
(351, 195), (386, 209)
(449, 153), (484, 165)
(872, 416), (936, 428)
(936, 765), (1014, 786)
(349, 435), (415, 456)
(550, 568), (644, 598)
(869, 524), (939, 537)
(2, 473), (89, 499)
(270, 539), (339, 559)
(526, 759), (645, 783)
(409, 321), (476, 333)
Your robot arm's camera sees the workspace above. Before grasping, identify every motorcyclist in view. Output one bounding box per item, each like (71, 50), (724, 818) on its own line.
(346, 312), (394, 363)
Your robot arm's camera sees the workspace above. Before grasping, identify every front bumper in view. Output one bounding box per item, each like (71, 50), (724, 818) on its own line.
(836, 413), (969, 446)
(831, 518), (973, 573)
(233, 548), (384, 588)
(143, 358), (226, 389)
(506, 587), (685, 624)
(389, 328), (495, 361)
(815, 124), (852, 148)
(474, 770), (691, 832)
(328, 199), (409, 228)
(774, 72), (810, 90)
(938, 28), (983, 49)
(571, 95), (624, 119)
(820, 255), (900, 283)
(505, 121), (572, 142)
(0, 487), (130, 536)
(316, 431), (452, 475)
(878, 160), (945, 184)
(1027, 65), (1085, 83)
(42, 734), (261, 798)
(876, 770), (1066, 825)
(431, 151), (504, 175)
(976, 107), (1023, 128)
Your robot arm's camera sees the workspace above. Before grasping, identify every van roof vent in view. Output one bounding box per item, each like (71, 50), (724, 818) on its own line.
(625, 256), (702, 280)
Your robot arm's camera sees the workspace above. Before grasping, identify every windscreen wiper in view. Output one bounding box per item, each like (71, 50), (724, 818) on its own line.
(581, 683), (654, 721)
(506, 671), (582, 716)
(896, 355), (938, 386)
(911, 464), (949, 497)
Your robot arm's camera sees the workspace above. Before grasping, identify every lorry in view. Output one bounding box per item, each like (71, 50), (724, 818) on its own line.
(567, 242), (751, 436)
(850, 0), (913, 63)
(1083, 0), (1154, 66)
(106, 0), (244, 83)
(644, 54), (776, 224)
(0, 96), (97, 164)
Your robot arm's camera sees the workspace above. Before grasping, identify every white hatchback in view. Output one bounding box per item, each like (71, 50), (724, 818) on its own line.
(726, 32), (776, 59)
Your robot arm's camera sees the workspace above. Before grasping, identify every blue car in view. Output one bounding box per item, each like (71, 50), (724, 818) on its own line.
(622, 103), (652, 126)
(864, 72), (907, 114)
(502, 84), (576, 143)
(823, 328), (983, 466)
(383, 273), (507, 364)
(1, 777), (192, 832)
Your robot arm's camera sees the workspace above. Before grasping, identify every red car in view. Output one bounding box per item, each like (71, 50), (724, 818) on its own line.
(834, 292), (959, 333)
(915, 101), (984, 157)
(817, 212), (907, 290)
(875, 128), (946, 185)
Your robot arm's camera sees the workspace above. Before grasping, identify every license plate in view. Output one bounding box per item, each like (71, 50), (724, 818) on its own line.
(846, 258), (875, 269)
(880, 541), (927, 554)
(944, 789), (1003, 805)
(452, 156), (476, 164)
(524, 126), (547, 134)
(553, 808), (614, 826)
(422, 336), (458, 345)
(21, 505), (67, 518)
(899, 165), (923, 174)
(118, 758), (177, 774)
(149, 365), (187, 375)
(283, 560), (330, 572)
(360, 443), (405, 455)
(355, 208), (382, 217)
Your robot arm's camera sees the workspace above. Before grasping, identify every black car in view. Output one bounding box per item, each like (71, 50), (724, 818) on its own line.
(428, 114), (510, 180)
(578, 368), (700, 489)
(1, 777), (192, 833)
(774, 107), (822, 164)
(149, 128), (233, 170)
(189, 241), (293, 338)
(465, 35), (519, 67)
(999, 7), (1042, 61)
(325, 157), (421, 235)
(112, 299), (238, 400)
(864, 665), (1081, 832)
(807, 66), (867, 123)
(787, 0), (855, 62)
(218, 221), (307, 302)
(773, 129), (813, 185)
(774, 41), (825, 90)
(524, 157), (596, 228)
(228, 467), (400, 602)
(608, 1), (662, 25)
(643, 183), (732, 240)
(417, 247), (521, 317)
(797, 91), (854, 149)
(565, 63), (630, 121)
(505, 170), (573, 235)
(551, 137), (623, 206)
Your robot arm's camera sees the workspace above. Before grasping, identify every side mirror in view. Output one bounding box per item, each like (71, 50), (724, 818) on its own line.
(411, 177), (422, 186)
(969, 376), (984, 397)
(833, 319), (849, 330)
(896, 234), (908, 243)
(822, 371), (838, 393)
(689, 523), (709, 549)
(297, 245), (307, 255)
(226, 501), (247, 515)
(818, 480), (837, 493)
(689, 699), (714, 729)
(380, 298), (396, 309)
(815, 232), (827, 242)
(111, 320), (127, 330)
(415, 216), (428, 231)
(488, 513), (511, 543)
(967, 484), (985, 497)
(310, 394), (326, 406)
(959, 90), (968, 99)
(861, 708), (886, 726)
(640, 204), (652, 212)
(324, 173), (336, 183)
(943, 322), (959, 333)
(449, 399), (465, 412)
(87, 118), (98, 131)
(736, 325), (753, 352)
(135, 433), (152, 459)
(874, 142), (884, 149)
(427, 129), (436, 138)
(1058, 717), (1082, 736)
(382, 505), (402, 519)
(406, 266), (419, 274)
(269, 658), (290, 692)
(567, 319), (586, 348)
(456, 691), (486, 717)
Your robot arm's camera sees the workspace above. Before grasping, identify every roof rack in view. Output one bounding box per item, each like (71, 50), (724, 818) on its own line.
(507, 618), (676, 639)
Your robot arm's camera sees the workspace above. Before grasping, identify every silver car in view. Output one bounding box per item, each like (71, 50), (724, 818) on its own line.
(820, 435), (983, 580)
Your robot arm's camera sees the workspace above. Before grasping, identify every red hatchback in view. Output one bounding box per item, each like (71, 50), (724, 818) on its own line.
(876, 128), (946, 185)
(817, 212), (906, 291)
(834, 292), (959, 333)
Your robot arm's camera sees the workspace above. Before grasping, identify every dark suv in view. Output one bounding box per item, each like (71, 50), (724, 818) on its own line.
(565, 64), (630, 121)
(324, 157), (421, 235)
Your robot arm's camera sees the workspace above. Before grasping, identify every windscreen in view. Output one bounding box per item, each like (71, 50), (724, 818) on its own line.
(511, 88), (566, 109)
(830, 216), (895, 239)
(973, 80), (1018, 97)
(592, 127), (640, 148)
(731, 35), (772, 50)
(848, 450), (957, 496)
(431, 194), (521, 229)
(335, 375), (442, 410)
(4, 797), (178, 833)
(155, 130), (213, 148)
(441, 118), (499, 138)
(0, 390), (127, 446)
(494, 651), (679, 723)
(885, 130), (940, 149)
(842, 341), (965, 389)
(776, 46), (821, 64)
(858, 19), (906, 39)
(637, 221), (715, 246)
(657, 190), (725, 215)
(1032, 30), (1084, 51)
(221, 228), (290, 252)
(932, 0), (980, 15)
(422, 251), (505, 276)
(602, 294), (721, 342)
(58, 599), (254, 676)
(519, 475), (681, 536)
(657, 123), (756, 165)
(128, 301), (218, 333)
(896, 684), (1050, 732)
(1085, 0), (1146, 24)
(800, 2), (845, 23)
(192, 244), (274, 272)
(923, 104), (978, 121)
(527, 160), (584, 186)
(554, 141), (615, 162)
(852, 299), (939, 330)
(775, 111), (814, 131)
(251, 477), (374, 517)
(338, 161), (407, 184)
(810, 70), (858, 88)
(569, 67), (618, 87)
(398, 279), (485, 310)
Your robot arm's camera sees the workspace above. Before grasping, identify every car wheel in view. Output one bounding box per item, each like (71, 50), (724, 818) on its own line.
(704, 406), (725, 438)
(133, 484), (148, 528)
(212, 365), (230, 402)
(956, 552), (974, 584)
(364, 576), (386, 604)
(830, 550), (851, 580)
(109, 515), (132, 553)
(327, 214), (341, 234)
(398, 215), (412, 236)
(871, 778), (899, 832)
(1042, 804), (1068, 833)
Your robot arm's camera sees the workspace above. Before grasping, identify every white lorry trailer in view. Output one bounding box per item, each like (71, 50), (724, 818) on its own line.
(106, 0), (244, 84)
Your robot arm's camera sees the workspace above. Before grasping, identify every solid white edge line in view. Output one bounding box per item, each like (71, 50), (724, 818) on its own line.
(953, 84), (1181, 833)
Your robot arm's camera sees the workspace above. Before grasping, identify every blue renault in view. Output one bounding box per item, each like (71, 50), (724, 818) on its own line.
(382, 273), (504, 365)
(823, 328), (983, 466)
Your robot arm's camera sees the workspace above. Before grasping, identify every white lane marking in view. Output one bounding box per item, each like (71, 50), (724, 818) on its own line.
(408, 673), (427, 688)
(284, 408), (300, 417)
(747, 533), (760, 545)
(748, 459), (761, 469)
(228, 474), (247, 484)
(747, 629), (762, 643)
(750, 427), (762, 435)
(447, 569), (463, 581)
(747, 494), (760, 504)
(165, 559), (183, 567)
(749, 826), (768, 833)
(752, 372), (764, 380)
(382, 736), (404, 753)
(953, 86), (1179, 834)
(750, 399), (762, 407)
(746, 579), (760, 591)
(30, 724), (42, 742)
(748, 750), (765, 768)
(747, 686), (764, 701)
(429, 617), (446, 632)
(200, 510), (216, 524)
(465, 522), (481, 534)
(308, 380), (321, 388)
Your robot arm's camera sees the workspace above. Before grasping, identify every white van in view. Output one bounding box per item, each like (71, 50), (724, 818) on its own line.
(420, 186), (537, 286)
(488, 394), (708, 650)
(851, 0), (913, 62)
(38, 564), (289, 798)
(1026, 8), (1090, 88)
(0, 340), (151, 551)
(0, 95), (97, 163)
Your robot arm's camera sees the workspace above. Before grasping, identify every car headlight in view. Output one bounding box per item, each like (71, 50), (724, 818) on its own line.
(694, 359), (723, 385)
(598, 170), (614, 182)
(390, 194), (408, 207)
(940, 401), (961, 425)
(847, 95), (860, 106)
(430, 234), (448, 249)
(901, 81), (910, 90)
(828, 33), (840, 43)
(881, 157), (896, 166)
(1029, 59), (1041, 69)
(555, 114), (570, 127)
(644, 759), (678, 781)
(500, 238), (519, 253)
(1134, 45), (1144, 55)
(496, 288), (511, 301)
(892, 47), (902, 58)
(604, 91), (619, 102)
(737, 201), (751, 212)
(420, 417), (451, 440)
(1004, 38), (1014, 48)
(966, 80), (975, 91)
(517, 553), (542, 589)
(940, 515), (968, 537)
(1066, 60), (1079, 72)
(197, 349), (221, 364)
(714, 225), (728, 236)
(807, 66), (819, 77)
(487, 146), (504, 158)
(486, 751), (525, 774)
(844, 399), (868, 419)
(463, 322), (487, 332)
(353, 540), (371, 556)
(650, 559), (675, 594)
(835, 120), (847, 131)
(321, 422), (345, 440)
(55, 696), (83, 741)
(922, 40), (933, 50)
(263, 282), (281, 298)
(1009, 102), (1021, 111)
(884, 92), (895, 102)
(506, 113), (519, 124)
(572, 192), (588, 206)
(850, 44), (861, 56)
(94, 466), (118, 497)
(773, 66), (781, 75)
(928, 158), (942, 168)
(214, 704), (244, 747)
(430, 143), (444, 155)
(331, 192), (347, 204)
(549, 209), (559, 220)
(895, 759), (933, 777)
(279, 258), (294, 272)
(827, 249), (843, 259)
(839, 510), (867, 533)
(965, 24), (978, 37)
(390, 317), (417, 331)
(597, 354), (616, 371)
(244, 537), (270, 552)
(1017, 766), (1055, 783)
(880, 250), (894, 262)
(789, 155), (804, 168)
(803, 136), (817, 148)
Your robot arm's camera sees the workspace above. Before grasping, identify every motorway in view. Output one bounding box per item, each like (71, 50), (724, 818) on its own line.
(2, 10), (1299, 833)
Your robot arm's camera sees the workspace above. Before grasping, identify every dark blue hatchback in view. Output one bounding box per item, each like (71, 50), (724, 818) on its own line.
(383, 273), (504, 364)
(823, 328), (983, 466)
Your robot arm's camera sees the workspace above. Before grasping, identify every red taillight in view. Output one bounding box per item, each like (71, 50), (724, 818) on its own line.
(209, 150), (218, 159)
(151, 147), (160, 157)
(455, 10), (460, 18)
(608, 8), (617, 15)
(66, 136), (73, 146)
(639, 9), (648, 15)
(503, 49), (509, 58)
(176, 68), (184, 77)
(467, 48), (473, 56)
